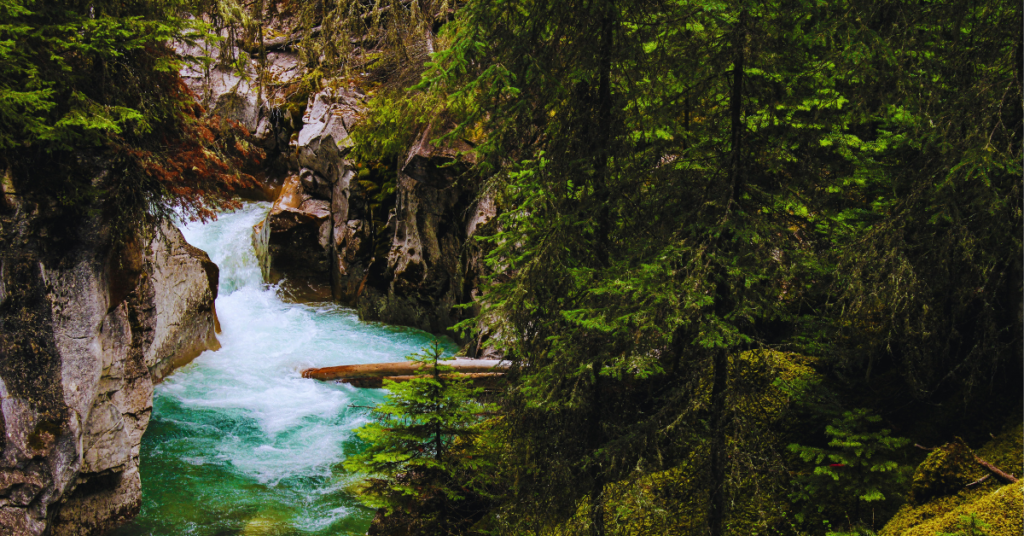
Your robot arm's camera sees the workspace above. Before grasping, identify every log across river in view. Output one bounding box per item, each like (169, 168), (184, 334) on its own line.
(301, 359), (509, 387)
(111, 203), (464, 536)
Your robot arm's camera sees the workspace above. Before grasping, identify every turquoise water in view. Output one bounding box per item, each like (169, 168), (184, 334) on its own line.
(112, 203), (457, 536)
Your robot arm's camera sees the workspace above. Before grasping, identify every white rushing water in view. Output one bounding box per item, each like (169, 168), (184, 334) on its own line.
(113, 203), (456, 536)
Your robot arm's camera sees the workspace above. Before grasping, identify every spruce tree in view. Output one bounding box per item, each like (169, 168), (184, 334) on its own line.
(345, 342), (498, 535)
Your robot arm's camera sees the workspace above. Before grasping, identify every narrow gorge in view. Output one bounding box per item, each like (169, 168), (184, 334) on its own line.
(111, 203), (457, 535)
(1, 1), (1020, 535)
(1, 19), (498, 533)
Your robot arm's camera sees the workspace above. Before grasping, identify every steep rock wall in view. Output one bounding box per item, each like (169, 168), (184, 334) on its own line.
(0, 178), (221, 535)
(181, 34), (497, 346)
(356, 128), (493, 342)
(249, 90), (495, 347)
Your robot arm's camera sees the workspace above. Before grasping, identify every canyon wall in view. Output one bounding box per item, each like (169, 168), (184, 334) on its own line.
(0, 176), (220, 535)
(253, 94), (496, 347)
(197, 47), (498, 348)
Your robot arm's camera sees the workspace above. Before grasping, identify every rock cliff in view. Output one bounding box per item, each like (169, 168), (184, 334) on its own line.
(0, 176), (221, 535)
(355, 127), (493, 342)
(242, 83), (495, 347)
(181, 27), (497, 347)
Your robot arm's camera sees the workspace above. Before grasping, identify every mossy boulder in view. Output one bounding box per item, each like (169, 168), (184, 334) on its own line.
(881, 419), (1023, 536)
(545, 351), (819, 536)
(910, 439), (978, 503)
(974, 421), (1023, 480)
(884, 482), (1023, 536)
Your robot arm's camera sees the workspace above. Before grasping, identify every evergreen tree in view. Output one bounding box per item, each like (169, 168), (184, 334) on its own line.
(345, 342), (499, 535)
(406, 0), (1021, 533)
(0, 0), (261, 235)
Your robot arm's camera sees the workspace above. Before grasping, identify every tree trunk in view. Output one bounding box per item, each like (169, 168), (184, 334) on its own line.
(707, 348), (729, 536)
(589, 361), (607, 536)
(710, 11), (745, 536)
(593, 0), (616, 269)
(341, 373), (503, 389)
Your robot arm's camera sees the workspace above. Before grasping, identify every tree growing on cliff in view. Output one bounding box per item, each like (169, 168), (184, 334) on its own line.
(344, 342), (498, 535)
(0, 0), (261, 238)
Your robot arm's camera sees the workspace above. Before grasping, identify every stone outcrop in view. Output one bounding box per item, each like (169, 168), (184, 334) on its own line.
(252, 86), (363, 288)
(0, 184), (221, 535)
(257, 172), (333, 283)
(356, 127), (491, 340)
(178, 42), (306, 201)
(248, 85), (497, 348)
(178, 44), (260, 133)
(144, 224), (222, 383)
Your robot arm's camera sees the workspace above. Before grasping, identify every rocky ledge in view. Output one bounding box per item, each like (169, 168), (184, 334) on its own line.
(0, 178), (221, 535)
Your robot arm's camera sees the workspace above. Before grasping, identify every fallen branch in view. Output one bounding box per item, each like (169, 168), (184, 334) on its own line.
(966, 474), (991, 487)
(915, 442), (1019, 484)
(974, 455), (1019, 483)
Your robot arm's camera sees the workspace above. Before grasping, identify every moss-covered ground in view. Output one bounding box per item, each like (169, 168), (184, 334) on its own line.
(881, 419), (1022, 536)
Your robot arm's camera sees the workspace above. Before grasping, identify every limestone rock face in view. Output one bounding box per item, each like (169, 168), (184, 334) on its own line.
(177, 43), (307, 200)
(178, 44), (304, 135)
(144, 224), (222, 383)
(259, 173), (333, 282)
(356, 128), (494, 343)
(180, 56), (259, 133)
(295, 89), (361, 183)
(255, 86), (368, 293)
(0, 190), (221, 535)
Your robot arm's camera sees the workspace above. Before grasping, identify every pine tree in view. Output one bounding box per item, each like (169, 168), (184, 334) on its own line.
(408, 0), (1020, 533)
(345, 342), (498, 535)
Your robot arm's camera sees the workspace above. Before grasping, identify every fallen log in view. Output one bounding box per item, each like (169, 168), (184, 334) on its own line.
(341, 372), (504, 389)
(301, 358), (508, 382)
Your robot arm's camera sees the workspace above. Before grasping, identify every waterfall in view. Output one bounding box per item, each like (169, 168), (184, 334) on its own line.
(113, 202), (457, 536)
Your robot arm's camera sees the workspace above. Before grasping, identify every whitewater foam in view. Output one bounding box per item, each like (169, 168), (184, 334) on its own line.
(114, 202), (458, 536)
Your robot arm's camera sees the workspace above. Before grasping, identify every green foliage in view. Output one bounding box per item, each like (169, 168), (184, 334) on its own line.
(349, 92), (432, 166)
(788, 409), (912, 528)
(344, 341), (499, 535)
(0, 0), (260, 238)
(288, 0), (459, 91)
(276, 0), (1024, 532)
(381, 0), (1024, 533)
(0, 0), (204, 151)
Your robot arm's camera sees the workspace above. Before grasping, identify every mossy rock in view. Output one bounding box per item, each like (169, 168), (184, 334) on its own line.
(910, 439), (979, 503)
(546, 351), (819, 536)
(882, 417), (1023, 536)
(902, 481), (1022, 536)
(882, 487), (990, 536)
(975, 420), (1023, 479)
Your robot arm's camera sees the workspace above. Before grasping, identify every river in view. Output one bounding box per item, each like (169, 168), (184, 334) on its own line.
(111, 202), (457, 536)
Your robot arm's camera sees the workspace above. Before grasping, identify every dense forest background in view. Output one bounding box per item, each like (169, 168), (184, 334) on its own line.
(1, 0), (1021, 534)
